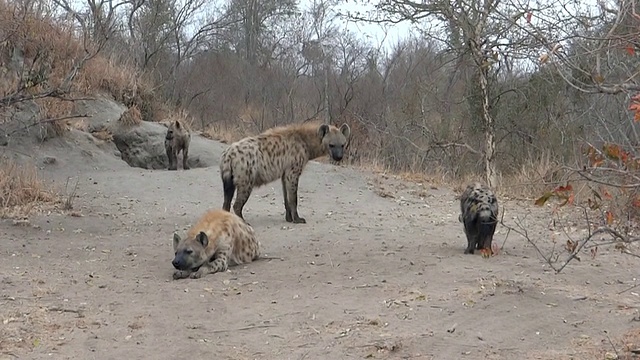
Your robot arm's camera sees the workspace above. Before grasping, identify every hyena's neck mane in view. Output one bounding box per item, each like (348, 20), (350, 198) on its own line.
(269, 122), (327, 160)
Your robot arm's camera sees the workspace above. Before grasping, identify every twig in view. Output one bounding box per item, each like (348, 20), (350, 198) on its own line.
(46, 306), (84, 315)
(211, 324), (274, 334)
(604, 330), (620, 359)
(617, 283), (640, 295)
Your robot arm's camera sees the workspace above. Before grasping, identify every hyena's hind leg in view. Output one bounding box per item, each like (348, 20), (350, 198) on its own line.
(463, 219), (479, 255)
(231, 231), (261, 265)
(232, 185), (253, 222)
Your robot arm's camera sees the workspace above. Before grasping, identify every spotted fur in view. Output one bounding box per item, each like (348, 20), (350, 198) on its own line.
(165, 120), (191, 171)
(171, 209), (260, 280)
(458, 182), (499, 255)
(219, 121), (351, 224)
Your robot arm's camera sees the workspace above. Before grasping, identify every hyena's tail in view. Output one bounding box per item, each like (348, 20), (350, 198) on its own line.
(220, 154), (235, 212)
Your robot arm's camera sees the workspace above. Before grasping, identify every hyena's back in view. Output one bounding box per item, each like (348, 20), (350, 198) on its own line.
(459, 182), (499, 254)
(188, 209), (260, 265)
(220, 135), (308, 189)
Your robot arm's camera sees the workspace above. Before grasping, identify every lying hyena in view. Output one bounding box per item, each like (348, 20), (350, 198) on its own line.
(458, 182), (499, 255)
(219, 121), (351, 224)
(165, 120), (191, 171)
(172, 209), (260, 280)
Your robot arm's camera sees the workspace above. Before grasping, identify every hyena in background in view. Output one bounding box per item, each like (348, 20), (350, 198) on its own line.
(458, 182), (499, 255)
(172, 209), (260, 280)
(220, 121), (351, 224)
(165, 120), (191, 171)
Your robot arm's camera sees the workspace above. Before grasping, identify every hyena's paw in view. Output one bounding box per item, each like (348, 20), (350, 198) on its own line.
(189, 268), (205, 279)
(173, 270), (191, 280)
(292, 216), (306, 224)
(183, 164), (190, 170)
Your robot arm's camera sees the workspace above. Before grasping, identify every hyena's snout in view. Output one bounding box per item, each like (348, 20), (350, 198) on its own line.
(329, 146), (344, 161)
(172, 256), (188, 270)
(171, 258), (181, 269)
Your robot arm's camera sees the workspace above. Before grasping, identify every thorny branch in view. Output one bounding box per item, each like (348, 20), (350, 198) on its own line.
(500, 203), (640, 273)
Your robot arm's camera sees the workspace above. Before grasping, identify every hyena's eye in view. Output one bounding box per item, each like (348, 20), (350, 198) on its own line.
(329, 144), (335, 148)
(186, 249), (193, 255)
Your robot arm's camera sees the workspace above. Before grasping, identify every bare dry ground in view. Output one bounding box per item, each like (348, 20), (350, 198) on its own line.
(1, 132), (640, 360)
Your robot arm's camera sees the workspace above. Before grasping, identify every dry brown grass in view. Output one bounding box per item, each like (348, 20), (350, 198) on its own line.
(0, 0), (157, 122)
(118, 105), (142, 127)
(0, 157), (58, 218)
(524, 328), (640, 360)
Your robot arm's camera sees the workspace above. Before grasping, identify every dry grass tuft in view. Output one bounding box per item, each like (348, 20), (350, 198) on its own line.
(202, 123), (247, 144)
(0, 158), (58, 218)
(118, 105), (142, 127)
(90, 128), (114, 142)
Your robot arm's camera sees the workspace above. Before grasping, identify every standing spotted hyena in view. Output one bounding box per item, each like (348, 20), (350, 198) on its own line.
(165, 120), (191, 171)
(458, 182), (499, 255)
(172, 209), (260, 280)
(220, 121), (351, 224)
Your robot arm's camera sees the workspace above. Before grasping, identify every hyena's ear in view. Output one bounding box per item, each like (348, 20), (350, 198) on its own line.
(317, 124), (330, 139)
(196, 231), (209, 247)
(173, 233), (181, 251)
(339, 123), (351, 139)
(174, 120), (182, 129)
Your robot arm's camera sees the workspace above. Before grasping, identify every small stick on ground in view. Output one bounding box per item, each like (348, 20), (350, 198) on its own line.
(211, 324), (274, 334)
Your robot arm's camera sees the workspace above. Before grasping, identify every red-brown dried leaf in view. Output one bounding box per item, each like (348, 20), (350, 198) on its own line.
(526, 12), (532, 23)
(626, 46), (635, 55)
(554, 184), (573, 193)
(603, 143), (621, 160)
(606, 211), (614, 225)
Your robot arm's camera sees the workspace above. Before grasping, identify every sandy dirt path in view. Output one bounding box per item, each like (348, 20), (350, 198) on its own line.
(1, 145), (639, 360)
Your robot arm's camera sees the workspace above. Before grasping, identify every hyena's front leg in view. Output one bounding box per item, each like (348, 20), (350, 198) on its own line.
(284, 168), (305, 224)
(189, 250), (229, 279)
(182, 145), (190, 170)
(166, 143), (176, 171)
(281, 174), (292, 222)
(173, 270), (191, 280)
(168, 147), (178, 171)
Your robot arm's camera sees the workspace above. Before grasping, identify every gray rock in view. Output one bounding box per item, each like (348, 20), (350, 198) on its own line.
(112, 122), (224, 170)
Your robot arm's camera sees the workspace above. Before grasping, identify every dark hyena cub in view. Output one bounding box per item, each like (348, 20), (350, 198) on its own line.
(458, 182), (499, 255)
(165, 120), (191, 171)
(220, 121), (351, 224)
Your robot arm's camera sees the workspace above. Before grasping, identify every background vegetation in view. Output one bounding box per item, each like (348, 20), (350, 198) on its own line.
(1, 0), (639, 211)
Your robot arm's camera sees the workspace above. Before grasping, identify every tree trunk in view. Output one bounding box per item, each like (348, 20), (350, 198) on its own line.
(469, 36), (498, 189)
(321, 42), (330, 125)
(478, 64), (497, 188)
